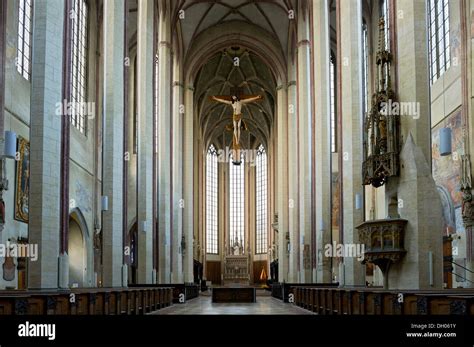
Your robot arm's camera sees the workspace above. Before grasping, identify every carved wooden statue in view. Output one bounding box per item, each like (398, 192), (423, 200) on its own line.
(210, 94), (262, 148)
(210, 90), (263, 165)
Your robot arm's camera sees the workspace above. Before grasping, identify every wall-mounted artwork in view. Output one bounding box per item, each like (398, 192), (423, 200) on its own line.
(432, 109), (464, 235)
(14, 137), (29, 223)
(432, 109), (464, 208)
(451, 23), (461, 65)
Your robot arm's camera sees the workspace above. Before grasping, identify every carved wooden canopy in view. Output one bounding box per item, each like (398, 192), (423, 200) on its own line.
(362, 17), (400, 188)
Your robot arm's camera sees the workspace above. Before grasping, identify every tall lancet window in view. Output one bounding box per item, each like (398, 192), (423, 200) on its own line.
(255, 145), (267, 254)
(70, 0), (89, 134)
(17, 0), (33, 80)
(206, 145), (218, 254)
(428, 0), (450, 83)
(330, 53), (336, 153)
(230, 152), (245, 249)
(380, 0), (390, 51)
(362, 22), (369, 116)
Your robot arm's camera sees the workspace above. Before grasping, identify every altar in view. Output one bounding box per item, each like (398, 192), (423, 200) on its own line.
(212, 287), (256, 303)
(223, 255), (249, 285)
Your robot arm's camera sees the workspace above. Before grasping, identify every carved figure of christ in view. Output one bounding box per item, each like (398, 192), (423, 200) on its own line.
(210, 94), (263, 147)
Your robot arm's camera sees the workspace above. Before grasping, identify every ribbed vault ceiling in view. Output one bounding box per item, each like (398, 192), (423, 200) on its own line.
(174, 0), (294, 59)
(168, 1), (298, 149)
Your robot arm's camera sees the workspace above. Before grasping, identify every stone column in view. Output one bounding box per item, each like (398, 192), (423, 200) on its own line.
(339, 0), (364, 286)
(218, 157), (226, 277)
(194, 137), (204, 266)
(246, 154), (254, 281)
(136, 0), (154, 284)
(28, 0), (65, 289)
(287, 77), (298, 282)
(157, 7), (172, 283)
(313, 0), (332, 283)
(102, 0), (125, 287)
(58, 0), (72, 289)
(388, 0), (443, 289)
(196, 135), (204, 265)
(183, 86), (194, 282)
(122, 0), (130, 287)
(268, 133), (275, 262)
(171, 62), (183, 283)
(276, 85), (289, 282)
(297, 1), (313, 283)
(397, 0), (432, 163)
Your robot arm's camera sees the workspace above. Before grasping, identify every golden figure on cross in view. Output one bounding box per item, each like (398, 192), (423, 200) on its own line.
(209, 91), (263, 164)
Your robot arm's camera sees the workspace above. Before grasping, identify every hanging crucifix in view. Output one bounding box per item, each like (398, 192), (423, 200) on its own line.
(209, 87), (263, 165)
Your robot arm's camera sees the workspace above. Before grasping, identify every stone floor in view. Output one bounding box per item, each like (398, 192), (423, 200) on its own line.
(150, 295), (313, 315)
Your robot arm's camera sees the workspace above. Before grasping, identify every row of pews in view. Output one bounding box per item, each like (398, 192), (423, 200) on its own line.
(129, 283), (200, 303)
(0, 287), (173, 315)
(271, 282), (339, 302)
(292, 286), (474, 315)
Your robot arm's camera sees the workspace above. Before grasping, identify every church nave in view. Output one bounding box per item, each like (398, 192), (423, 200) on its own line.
(151, 293), (312, 315)
(1, 2), (474, 342)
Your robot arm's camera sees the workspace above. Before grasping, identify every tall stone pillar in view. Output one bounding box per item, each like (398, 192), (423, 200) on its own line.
(276, 85), (289, 282)
(297, 1), (313, 282)
(287, 77), (299, 282)
(136, 0), (154, 284)
(58, 0), (72, 290)
(388, 0), (443, 289)
(157, 7), (172, 283)
(122, 0), (130, 287)
(396, 1), (431, 163)
(171, 60), (183, 283)
(196, 135), (204, 265)
(28, 0), (65, 289)
(218, 157), (226, 273)
(245, 146), (253, 278)
(183, 86), (194, 282)
(313, 0), (332, 283)
(339, 0), (364, 286)
(102, 0), (125, 287)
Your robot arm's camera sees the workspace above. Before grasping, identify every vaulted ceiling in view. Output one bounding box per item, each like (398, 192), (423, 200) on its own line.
(172, 0), (294, 149)
(173, 0), (295, 59)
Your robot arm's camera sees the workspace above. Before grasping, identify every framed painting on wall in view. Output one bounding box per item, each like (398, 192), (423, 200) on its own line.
(14, 136), (29, 223)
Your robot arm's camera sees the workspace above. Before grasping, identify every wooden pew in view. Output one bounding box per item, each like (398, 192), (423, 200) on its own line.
(130, 283), (199, 303)
(290, 286), (474, 315)
(271, 282), (339, 303)
(0, 287), (173, 315)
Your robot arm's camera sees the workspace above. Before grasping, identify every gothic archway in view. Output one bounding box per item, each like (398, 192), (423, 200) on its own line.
(69, 208), (91, 288)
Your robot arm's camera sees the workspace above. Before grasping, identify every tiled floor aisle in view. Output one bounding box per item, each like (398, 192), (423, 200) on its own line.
(151, 295), (313, 315)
